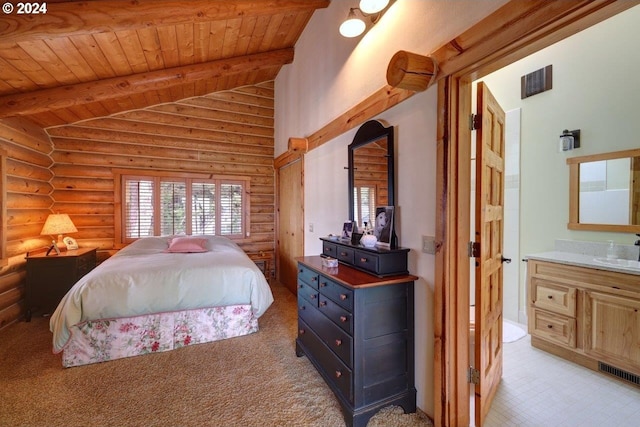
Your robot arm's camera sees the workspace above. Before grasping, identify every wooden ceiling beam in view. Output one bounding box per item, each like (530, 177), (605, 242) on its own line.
(0, 0), (330, 44)
(0, 48), (294, 118)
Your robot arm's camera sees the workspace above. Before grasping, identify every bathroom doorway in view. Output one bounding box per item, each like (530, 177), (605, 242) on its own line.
(433, 2), (637, 426)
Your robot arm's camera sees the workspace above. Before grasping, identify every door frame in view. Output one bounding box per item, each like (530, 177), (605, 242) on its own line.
(275, 155), (304, 292)
(433, 2), (637, 426)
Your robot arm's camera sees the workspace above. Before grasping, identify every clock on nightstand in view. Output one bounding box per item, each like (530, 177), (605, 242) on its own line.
(25, 247), (97, 321)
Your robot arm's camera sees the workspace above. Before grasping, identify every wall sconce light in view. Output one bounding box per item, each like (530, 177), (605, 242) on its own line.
(339, 0), (395, 38)
(559, 129), (581, 152)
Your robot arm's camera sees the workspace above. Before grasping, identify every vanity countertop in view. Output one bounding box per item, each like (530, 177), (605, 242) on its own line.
(526, 251), (640, 276)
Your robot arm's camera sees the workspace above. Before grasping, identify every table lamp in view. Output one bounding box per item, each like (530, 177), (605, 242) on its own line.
(41, 213), (78, 256)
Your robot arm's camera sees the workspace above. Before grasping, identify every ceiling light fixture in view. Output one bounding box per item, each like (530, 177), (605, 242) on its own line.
(359, 0), (389, 14)
(339, 0), (396, 38)
(339, 8), (367, 38)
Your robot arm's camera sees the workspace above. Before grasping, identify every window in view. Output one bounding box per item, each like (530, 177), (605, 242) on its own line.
(353, 185), (376, 229)
(115, 170), (250, 245)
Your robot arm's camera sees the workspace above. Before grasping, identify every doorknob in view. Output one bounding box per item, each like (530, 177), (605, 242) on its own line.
(501, 256), (512, 264)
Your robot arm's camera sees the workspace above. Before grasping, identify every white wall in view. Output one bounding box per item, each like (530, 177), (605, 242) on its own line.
(275, 0), (509, 417)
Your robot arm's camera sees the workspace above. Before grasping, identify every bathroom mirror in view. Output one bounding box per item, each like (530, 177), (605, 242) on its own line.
(348, 120), (395, 230)
(567, 148), (640, 232)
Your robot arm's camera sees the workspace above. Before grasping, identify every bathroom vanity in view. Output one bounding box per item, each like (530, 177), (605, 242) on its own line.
(527, 252), (640, 382)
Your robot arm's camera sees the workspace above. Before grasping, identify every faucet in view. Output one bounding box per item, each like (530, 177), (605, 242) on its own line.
(636, 234), (640, 261)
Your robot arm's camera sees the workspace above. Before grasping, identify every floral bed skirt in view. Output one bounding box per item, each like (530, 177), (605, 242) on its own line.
(60, 305), (258, 368)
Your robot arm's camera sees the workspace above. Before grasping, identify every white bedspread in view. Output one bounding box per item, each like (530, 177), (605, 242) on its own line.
(50, 236), (273, 352)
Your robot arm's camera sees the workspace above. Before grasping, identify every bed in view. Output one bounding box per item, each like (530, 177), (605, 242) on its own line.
(49, 235), (274, 368)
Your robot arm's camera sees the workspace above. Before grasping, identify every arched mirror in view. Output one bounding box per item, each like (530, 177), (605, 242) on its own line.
(348, 120), (395, 230)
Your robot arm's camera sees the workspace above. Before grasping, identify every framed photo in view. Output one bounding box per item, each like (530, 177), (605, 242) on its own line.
(373, 206), (394, 247)
(341, 221), (354, 240)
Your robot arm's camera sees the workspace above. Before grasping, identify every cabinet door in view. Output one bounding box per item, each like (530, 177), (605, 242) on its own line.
(584, 291), (640, 373)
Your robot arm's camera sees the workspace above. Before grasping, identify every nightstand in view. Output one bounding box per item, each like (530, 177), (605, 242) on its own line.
(25, 247), (97, 321)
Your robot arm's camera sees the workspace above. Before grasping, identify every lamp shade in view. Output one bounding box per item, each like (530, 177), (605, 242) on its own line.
(41, 214), (78, 236)
(339, 11), (366, 38)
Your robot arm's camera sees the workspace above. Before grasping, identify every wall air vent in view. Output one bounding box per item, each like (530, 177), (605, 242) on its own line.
(521, 65), (552, 99)
(599, 361), (640, 387)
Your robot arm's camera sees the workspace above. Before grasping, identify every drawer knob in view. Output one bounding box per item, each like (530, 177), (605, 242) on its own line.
(340, 294), (348, 301)
(312, 277), (318, 282)
(335, 370), (342, 378)
(340, 252), (347, 256)
(299, 269), (303, 273)
(299, 329), (305, 335)
(335, 339), (342, 346)
(320, 301), (327, 307)
(340, 316), (348, 323)
(547, 324), (553, 329)
(547, 295), (553, 299)
(311, 294), (317, 299)
(299, 305), (306, 310)
(360, 257), (367, 263)
(320, 282), (326, 287)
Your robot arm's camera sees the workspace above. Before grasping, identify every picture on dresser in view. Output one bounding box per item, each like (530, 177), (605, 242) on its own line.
(341, 221), (355, 240)
(374, 206), (394, 247)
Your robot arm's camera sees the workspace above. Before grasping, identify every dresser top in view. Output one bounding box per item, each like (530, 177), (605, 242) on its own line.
(297, 256), (418, 289)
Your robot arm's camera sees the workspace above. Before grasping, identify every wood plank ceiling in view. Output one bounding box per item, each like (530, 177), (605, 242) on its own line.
(0, 0), (330, 129)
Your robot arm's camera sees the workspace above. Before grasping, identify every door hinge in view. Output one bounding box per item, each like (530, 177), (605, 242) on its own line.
(468, 366), (480, 385)
(470, 113), (482, 130)
(468, 241), (480, 258)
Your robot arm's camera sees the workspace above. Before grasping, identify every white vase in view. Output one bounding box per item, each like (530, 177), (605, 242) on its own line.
(360, 234), (377, 248)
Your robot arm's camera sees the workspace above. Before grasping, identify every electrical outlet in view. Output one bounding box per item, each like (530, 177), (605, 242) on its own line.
(422, 235), (436, 254)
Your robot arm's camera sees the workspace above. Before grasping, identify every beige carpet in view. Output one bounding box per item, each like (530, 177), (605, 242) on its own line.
(0, 282), (433, 427)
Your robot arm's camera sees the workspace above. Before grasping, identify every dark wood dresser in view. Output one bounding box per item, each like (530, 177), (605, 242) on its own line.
(25, 247), (97, 321)
(295, 253), (417, 427)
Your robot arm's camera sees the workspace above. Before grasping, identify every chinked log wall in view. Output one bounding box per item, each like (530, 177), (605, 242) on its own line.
(0, 82), (275, 330)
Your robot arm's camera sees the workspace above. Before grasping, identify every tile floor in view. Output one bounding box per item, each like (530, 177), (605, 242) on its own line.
(479, 332), (640, 427)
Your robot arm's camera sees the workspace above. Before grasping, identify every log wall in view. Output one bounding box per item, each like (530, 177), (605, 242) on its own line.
(0, 82), (275, 331)
(47, 81), (276, 266)
(0, 117), (53, 329)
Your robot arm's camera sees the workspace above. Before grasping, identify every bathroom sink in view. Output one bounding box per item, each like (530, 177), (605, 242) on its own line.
(593, 257), (640, 270)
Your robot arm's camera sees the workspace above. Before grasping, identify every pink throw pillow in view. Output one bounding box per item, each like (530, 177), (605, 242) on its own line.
(166, 237), (208, 253)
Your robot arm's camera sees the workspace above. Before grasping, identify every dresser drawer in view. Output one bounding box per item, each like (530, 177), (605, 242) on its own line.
(353, 250), (380, 275)
(298, 319), (353, 403)
(336, 246), (354, 265)
(531, 278), (576, 317)
(298, 281), (319, 308)
(318, 276), (353, 311)
(322, 242), (338, 258)
(299, 299), (353, 367)
(298, 263), (319, 288)
(531, 308), (576, 348)
(319, 295), (353, 335)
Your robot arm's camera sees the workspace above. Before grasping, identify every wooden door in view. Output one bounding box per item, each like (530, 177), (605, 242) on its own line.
(474, 82), (506, 426)
(277, 158), (304, 294)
